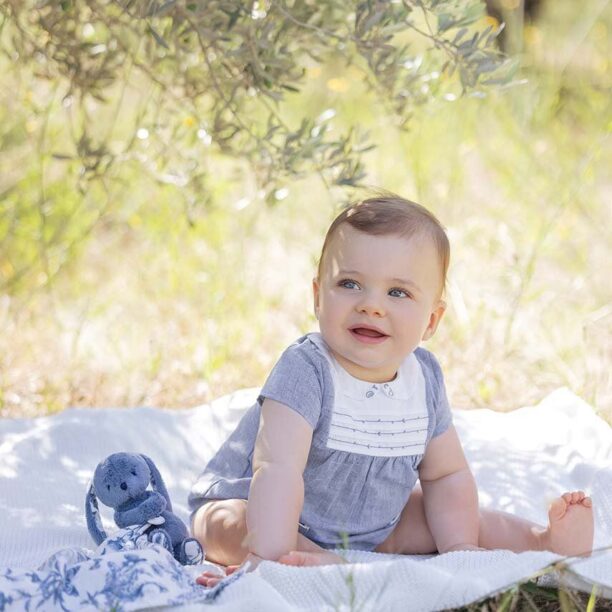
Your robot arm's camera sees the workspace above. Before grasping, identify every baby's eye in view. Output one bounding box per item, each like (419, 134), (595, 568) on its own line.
(339, 279), (360, 290)
(389, 287), (410, 299)
(131, 470), (137, 476)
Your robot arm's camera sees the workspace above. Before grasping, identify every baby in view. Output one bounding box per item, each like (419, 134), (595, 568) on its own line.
(190, 195), (594, 586)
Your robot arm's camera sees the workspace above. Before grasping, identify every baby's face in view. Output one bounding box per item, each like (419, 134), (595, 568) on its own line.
(313, 225), (446, 383)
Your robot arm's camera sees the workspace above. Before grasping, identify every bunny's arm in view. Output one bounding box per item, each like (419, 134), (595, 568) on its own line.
(115, 491), (167, 527)
(140, 455), (173, 511)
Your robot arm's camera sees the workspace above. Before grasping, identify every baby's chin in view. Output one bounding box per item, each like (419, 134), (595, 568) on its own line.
(333, 353), (400, 383)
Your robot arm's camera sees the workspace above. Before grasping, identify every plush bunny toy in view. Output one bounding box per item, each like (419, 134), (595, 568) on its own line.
(86, 452), (203, 565)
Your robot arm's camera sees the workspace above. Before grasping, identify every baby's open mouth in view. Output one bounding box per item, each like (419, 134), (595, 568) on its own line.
(351, 327), (388, 338)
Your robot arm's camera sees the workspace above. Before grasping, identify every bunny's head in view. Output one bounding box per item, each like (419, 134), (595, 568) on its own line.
(92, 453), (151, 508)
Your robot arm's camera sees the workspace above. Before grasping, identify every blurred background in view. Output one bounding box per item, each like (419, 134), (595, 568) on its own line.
(0, 0), (610, 420)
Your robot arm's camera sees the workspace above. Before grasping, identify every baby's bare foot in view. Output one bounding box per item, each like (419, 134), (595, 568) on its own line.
(538, 491), (593, 557)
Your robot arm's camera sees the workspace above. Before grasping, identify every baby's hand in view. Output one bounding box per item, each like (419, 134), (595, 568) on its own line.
(196, 553), (262, 589)
(277, 550), (347, 567)
(195, 549), (349, 588)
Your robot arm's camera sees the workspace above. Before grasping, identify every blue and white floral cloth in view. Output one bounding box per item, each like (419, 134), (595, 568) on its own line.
(0, 526), (242, 611)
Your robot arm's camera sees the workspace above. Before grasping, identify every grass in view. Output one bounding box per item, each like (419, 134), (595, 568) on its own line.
(461, 562), (612, 612)
(1, 43), (609, 419)
(464, 583), (606, 612)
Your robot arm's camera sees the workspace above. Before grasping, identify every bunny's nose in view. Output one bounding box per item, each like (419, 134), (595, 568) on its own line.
(120, 482), (127, 490)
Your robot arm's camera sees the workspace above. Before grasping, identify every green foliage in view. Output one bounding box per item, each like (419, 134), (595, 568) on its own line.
(0, 1), (609, 418)
(0, 0), (511, 293)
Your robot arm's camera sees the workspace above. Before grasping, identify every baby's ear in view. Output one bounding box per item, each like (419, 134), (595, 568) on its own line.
(312, 277), (320, 320)
(422, 300), (446, 341)
(85, 480), (106, 545)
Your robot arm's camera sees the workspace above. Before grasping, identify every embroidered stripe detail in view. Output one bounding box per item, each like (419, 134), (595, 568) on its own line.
(327, 436), (426, 451)
(332, 411), (427, 424)
(331, 423), (428, 436)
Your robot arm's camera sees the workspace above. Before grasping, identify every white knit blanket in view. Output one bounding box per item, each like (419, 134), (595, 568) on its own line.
(0, 388), (611, 610)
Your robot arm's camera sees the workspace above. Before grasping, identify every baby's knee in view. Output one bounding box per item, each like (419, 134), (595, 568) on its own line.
(193, 499), (247, 547)
(193, 499), (249, 566)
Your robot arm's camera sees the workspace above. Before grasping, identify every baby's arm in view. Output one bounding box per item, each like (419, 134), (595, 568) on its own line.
(418, 425), (480, 553)
(246, 398), (313, 560)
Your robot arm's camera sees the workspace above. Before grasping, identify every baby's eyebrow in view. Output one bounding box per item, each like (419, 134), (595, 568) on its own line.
(391, 277), (419, 288)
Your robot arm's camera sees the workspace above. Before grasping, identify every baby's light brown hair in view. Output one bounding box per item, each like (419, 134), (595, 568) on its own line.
(317, 195), (450, 294)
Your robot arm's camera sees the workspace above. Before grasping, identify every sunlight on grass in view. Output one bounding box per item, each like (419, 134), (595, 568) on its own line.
(0, 1), (609, 422)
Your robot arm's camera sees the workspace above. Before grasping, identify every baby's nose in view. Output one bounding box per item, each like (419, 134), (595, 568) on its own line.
(357, 295), (385, 317)
(120, 482), (128, 490)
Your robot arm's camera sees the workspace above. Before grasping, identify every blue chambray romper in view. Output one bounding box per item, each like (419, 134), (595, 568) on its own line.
(188, 333), (452, 551)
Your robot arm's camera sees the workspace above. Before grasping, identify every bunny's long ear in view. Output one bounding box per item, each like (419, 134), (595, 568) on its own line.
(85, 480), (107, 545)
(140, 454), (172, 511)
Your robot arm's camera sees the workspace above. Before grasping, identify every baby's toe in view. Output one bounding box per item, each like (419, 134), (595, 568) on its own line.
(568, 491), (587, 504)
(196, 571), (222, 585)
(197, 575), (222, 588)
(548, 497), (567, 522)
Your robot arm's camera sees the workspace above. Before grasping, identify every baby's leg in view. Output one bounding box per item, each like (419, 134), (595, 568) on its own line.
(374, 484), (438, 554)
(191, 499), (325, 566)
(477, 491), (593, 556)
(375, 486), (593, 557)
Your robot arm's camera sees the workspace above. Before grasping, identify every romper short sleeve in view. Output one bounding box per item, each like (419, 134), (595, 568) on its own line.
(416, 348), (453, 439)
(258, 338), (323, 430)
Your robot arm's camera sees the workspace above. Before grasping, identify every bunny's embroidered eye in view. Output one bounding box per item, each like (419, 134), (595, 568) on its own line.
(106, 485), (111, 491)
(131, 470), (137, 476)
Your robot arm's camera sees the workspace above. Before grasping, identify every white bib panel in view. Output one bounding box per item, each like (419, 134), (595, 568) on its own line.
(308, 333), (429, 457)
